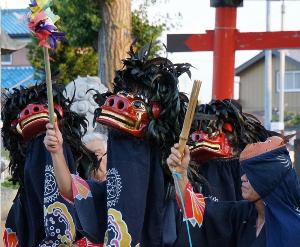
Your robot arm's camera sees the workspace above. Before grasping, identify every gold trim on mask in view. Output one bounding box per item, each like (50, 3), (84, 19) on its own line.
(190, 141), (221, 151)
(101, 109), (135, 126)
(16, 112), (57, 134)
(99, 116), (137, 130)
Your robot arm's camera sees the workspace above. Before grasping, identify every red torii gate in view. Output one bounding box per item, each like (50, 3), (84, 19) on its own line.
(167, 0), (300, 100)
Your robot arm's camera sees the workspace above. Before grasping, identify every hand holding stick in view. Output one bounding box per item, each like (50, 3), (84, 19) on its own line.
(172, 80), (201, 247)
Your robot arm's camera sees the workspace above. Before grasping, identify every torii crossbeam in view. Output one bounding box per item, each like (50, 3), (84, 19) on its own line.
(167, 0), (300, 100)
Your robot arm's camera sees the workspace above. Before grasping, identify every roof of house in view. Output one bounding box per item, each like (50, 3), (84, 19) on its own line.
(1, 31), (27, 53)
(1, 66), (38, 89)
(235, 50), (300, 75)
(1, 9), (30, 38)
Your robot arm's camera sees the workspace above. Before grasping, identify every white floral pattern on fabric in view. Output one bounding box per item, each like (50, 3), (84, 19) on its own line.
(44, 164), (59, 204)
(106, 168), (122, 207)
(295, 207), (300, 215)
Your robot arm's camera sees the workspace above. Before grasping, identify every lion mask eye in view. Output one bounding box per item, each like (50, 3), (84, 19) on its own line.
(132, 100), (146, 110)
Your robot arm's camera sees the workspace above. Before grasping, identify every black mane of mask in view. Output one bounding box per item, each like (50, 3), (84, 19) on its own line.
(94, 44), (190, 157)
(1, 82), (97, 186)
(192, 99), (281, 155)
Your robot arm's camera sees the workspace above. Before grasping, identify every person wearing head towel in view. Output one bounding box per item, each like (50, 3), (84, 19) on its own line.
(167, 136), (300, 247)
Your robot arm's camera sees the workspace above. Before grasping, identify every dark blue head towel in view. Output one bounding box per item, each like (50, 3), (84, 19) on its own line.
(241, 146), (300, 247)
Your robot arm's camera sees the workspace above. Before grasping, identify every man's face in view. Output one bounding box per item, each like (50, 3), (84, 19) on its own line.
(85, 139), (107, 182)
(241, 174), (260, 202)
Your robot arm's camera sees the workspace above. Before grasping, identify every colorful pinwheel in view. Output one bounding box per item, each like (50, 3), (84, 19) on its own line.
(28, 0), (64, 49)
(28, 0), (65, 125)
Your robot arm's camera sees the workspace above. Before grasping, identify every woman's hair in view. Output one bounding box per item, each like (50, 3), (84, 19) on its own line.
(82, 132), (108, 147)
(82, 130), (108, 179)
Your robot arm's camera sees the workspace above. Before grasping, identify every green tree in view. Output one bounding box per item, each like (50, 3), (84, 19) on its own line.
(28, 0), (164, 86)
(132, 9), (164, 54)
(28, 41), (98, 84)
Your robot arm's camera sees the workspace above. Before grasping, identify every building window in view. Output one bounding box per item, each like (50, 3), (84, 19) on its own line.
(1, 54), (12, 65)
(276, 70), (300, 92)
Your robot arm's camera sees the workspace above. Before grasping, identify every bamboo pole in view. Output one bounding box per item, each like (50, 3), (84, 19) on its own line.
(172, 80), (202, 247)
(43, 47), (55, 125)
(178, 80), (202, 155)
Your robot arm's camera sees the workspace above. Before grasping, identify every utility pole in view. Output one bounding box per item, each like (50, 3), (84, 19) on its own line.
(264, 0), (272, 130)
(278, 0), (286, 132)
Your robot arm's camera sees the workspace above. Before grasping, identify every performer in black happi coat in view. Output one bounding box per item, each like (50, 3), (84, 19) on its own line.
(44, 44), (206, 246)
(2, 82), (95, 246)
(189, 100), (281, 201)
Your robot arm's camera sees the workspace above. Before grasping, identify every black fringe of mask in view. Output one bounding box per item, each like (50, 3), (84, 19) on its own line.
(192, 99), (281, 155)
(1, 82), (97, 186)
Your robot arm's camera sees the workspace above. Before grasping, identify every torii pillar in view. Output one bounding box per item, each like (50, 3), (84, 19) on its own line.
(167, 0), (300, 100)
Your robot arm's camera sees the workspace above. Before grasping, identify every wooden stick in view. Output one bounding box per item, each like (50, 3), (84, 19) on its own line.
(43, 47), (55, 125)
(178, 80), (202, 155)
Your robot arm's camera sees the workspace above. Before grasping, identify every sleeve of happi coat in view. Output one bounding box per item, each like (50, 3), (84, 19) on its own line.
(175, 182), (206, 228)
(175, 182), (245, 247)
(69, 174), (107, 244)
